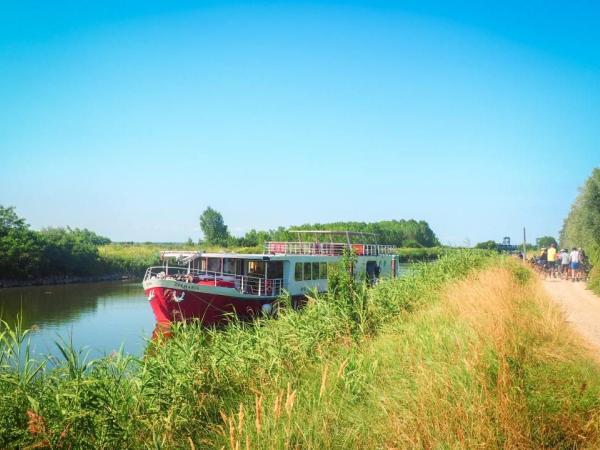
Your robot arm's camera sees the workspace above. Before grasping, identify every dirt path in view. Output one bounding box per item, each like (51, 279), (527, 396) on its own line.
(542, 278), (600, 355)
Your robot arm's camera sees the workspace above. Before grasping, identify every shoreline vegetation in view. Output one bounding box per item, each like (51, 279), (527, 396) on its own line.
(0, 244), (445, 288)
(1, 205), (444, 288)
(0, 273), (135, 289)
(1, 251), (600, 448)
(0, 245), (443, 288)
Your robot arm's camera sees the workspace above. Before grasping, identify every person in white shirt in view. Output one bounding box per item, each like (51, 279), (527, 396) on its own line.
(559, 249), (570, 279)
(569, 247), (580, 281)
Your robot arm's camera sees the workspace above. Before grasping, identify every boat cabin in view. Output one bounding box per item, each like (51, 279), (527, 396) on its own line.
(145, 231), (397, 299)
(142, 230), (399, 325)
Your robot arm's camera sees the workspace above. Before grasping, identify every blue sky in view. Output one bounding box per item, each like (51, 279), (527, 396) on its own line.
(1, 1), (598, 245)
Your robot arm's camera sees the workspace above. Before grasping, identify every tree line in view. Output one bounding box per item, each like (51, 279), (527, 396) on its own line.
(1, 204), (440, 281)
(199, 206), (440, 248)
(0, 206), (112, 280)
(560, 167), (600, 292)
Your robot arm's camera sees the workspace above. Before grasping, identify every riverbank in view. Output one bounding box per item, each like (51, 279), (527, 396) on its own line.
(0, 243), (193, 288)
(0, 273), (137, 288)
(3, 251), (600, 448)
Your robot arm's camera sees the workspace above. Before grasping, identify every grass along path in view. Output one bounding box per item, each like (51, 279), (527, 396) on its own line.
(211, 262), (600, 449)
(357, 266), (600, 448)
(542, 278), (600, 360)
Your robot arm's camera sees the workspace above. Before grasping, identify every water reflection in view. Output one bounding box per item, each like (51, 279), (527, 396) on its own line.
(0, 282), (155, 359)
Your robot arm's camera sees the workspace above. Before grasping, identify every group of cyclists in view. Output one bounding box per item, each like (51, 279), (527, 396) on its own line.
(533, 243), (588, 281)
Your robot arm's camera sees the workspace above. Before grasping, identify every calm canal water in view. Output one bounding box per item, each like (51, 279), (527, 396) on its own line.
(0, 281), (154, 360)
(0, 265), (411, 360)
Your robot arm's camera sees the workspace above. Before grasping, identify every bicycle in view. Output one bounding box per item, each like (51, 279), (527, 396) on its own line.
(545, 261), (559, 279)
(580, 262), (591, 283)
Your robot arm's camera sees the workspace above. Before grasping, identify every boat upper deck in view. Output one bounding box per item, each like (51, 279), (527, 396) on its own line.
(265, 230), (395, 256)
(264, 241), (394, 256)
(158, 231), (396, 262)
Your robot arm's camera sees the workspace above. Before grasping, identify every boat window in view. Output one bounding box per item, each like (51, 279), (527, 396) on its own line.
(295, 263), (302, 281)
(267, 261), (284, 279)
(319, 262), (328, 279)
(223, 258), (236, 275)
(207, 257), (221, 273)
(312, 262), (320, 280)
(247, 260), (265, 277)
(303, 262), (311, 280)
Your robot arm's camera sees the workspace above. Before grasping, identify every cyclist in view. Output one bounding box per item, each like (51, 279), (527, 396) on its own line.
(537, 248), (548, 277)
(559, 248), (570, 279)
(570, 247), (581, 282)
(547, 243), (557, 278)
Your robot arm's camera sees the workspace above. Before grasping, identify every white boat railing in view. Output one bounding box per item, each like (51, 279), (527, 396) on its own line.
(143, 266), (284, 297)
(265, 242), (395, 256)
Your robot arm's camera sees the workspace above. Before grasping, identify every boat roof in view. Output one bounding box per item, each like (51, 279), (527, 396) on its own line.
(201, 252), (290, 260)
(289, 230), (377, 236)
(160, 250), (336, 262)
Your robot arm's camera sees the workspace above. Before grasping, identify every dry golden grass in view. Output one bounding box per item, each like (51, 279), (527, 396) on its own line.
(447, 267), (586, 363)
(375, 265), (600, 449)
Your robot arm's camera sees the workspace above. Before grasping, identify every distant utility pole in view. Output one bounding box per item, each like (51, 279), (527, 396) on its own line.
(522, 227), (527, 261)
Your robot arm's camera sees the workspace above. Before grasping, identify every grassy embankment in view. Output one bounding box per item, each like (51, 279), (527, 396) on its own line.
(2, 251), (600, 448)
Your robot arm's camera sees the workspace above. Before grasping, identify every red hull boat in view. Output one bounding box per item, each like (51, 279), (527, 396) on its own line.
(143, 231), (398, 326)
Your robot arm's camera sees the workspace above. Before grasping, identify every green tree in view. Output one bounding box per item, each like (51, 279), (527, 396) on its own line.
(269, 219), (440, 248)
(0, 205), (27, 232)
(537, 236), (557, 248)
(560, 168), (600, 292)
(76, 228), (111, 246)
(199, 207), (230, 245)
(39, 227), (102, 276)
(0, 206), (111, 280)
(0, 206), (44, 279)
